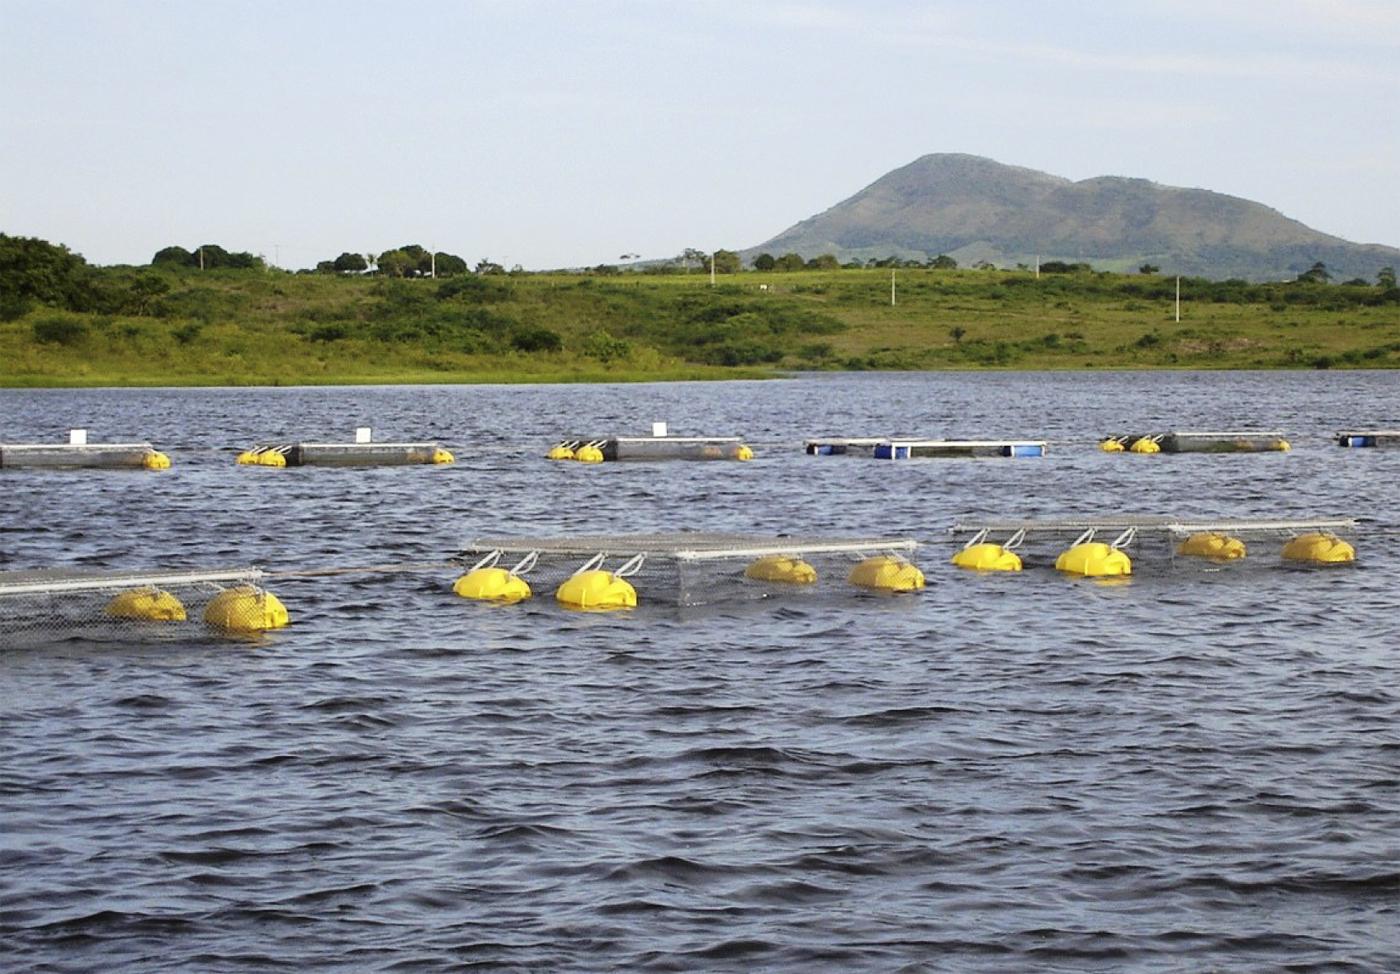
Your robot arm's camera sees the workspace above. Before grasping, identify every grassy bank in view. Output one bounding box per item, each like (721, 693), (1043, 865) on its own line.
(3, 266), (1398, 386)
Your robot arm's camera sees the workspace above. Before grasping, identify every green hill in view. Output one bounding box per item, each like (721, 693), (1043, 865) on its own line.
(3, 240), (1398, 386)
(747, 154), (1400, 282)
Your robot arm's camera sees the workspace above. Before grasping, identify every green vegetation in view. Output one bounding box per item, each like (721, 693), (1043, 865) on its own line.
(2, 233), (1398, 387)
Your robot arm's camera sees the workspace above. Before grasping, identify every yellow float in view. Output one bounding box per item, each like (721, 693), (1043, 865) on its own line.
(952, 543), (1023, 572)
(1055, 530), (1134, 577)
(848, 555), (925, 592)
(453, 551), (535, 604)
(555, 553), (642, 610)
(142, 450), (172, 470)
(744, 555), (817, 584)
(203, 585), (290, 632)
(547, 442), (576, 460)
(432, 447), (455, 464)
(574, 443), (605, 464)
(736, 445), (755, 461)
(1281, 533), (1355, 565)
(105, 587), (186, 622)
(1176, 532), (1247, 561)
(1128, 437), (1161, 454)
(1099, 438), (1126, 453)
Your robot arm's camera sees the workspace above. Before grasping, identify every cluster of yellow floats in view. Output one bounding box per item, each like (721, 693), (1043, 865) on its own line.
(104, 585), (290, 633)
(950, 530), (1354, 577)
(452, 551), (924, 611)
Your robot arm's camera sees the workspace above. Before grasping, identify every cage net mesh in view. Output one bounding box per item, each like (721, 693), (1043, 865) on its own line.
(461, 533), (923, 607)
(0, 568), (269, 647)
(948, 517), (1360, 569)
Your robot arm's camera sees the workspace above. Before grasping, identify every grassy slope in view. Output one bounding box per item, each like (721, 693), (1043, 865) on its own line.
(2, 267), (1397, 387)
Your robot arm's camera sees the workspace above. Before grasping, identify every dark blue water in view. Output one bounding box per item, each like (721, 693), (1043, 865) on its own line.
(3, 372), (1399, 972)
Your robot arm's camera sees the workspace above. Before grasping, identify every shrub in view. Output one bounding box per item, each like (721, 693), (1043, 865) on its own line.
(32, 315), (88, 345)
(509, 326), (563, 353)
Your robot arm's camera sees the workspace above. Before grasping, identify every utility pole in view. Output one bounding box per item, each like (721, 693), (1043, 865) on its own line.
(891, 268), (896, 306)
(198, 246), (204, 271)
(1034, 255), (1040, 280)
(1175, 276), (1181, 323)
(430, 250), (436, 279)
(710, 253), (716, 286)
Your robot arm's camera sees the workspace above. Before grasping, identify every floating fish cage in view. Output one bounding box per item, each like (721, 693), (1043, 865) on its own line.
(1101, 431), (1290, 454)
(947, 516), (1359, 575)
(455, 532), (924, 608)
(0, 567), (288, 645)
(548, 436), (752, 462)
(237, 442), (453, 466)
(804, 438), (1045, 458)
(1337, 431), (1400, 448)
(0, 442), (171, 470)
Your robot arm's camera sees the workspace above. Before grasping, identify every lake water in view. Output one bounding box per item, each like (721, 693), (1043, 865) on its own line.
(2, 372), (1399, 972)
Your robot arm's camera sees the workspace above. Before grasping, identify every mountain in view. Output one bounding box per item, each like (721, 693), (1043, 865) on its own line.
(745, 154), (1400, 281)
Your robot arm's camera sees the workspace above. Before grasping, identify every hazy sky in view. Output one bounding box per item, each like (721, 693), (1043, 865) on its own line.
(3, 0), (1397, 269)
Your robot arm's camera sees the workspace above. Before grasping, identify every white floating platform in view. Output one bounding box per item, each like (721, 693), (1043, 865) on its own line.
(0, 443), (160, 469)
(949, 515), (1357, 539)
(563, 436), (750, 461)
(874, 439), (1046, 459)
(1109, 431), (1290, 453)
(0, 566), (265, 597)
(804, 437), (889, 456)
(466, 531), (918, 561)
(1337, 431), (1400, 448)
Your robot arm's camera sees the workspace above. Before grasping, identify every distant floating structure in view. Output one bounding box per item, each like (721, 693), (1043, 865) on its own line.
(1336, 431), (1400, 448)
(1100, 431), (1290, 454)
(237, 428), (453, 466)
(0, 430), (170, 470)
(805, 437), (1045, 458)
(548, 423), (752, 462)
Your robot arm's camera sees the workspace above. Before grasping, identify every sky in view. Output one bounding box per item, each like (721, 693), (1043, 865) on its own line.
(3, 0), (1398, 270)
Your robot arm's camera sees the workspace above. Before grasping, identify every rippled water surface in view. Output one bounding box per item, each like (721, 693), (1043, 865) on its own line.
(3, 372), (1399, 972)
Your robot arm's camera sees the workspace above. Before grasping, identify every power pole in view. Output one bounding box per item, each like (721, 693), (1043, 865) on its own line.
(710, 253), (716, 286)
(430, 250), (436, 279)
(891, 268), (896, 306)
(1175, 276), (1181, 322)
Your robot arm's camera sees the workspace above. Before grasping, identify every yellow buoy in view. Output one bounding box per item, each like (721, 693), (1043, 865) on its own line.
(1281, 533), (1355, 565)
(255, 450), (287, 467)
(105, 588), (186, 622)
(1055, 542), (1132, 577)
(1176, 532), (1247, 561)
(142, 450), (172, 470)
(951, 543), (1023, 572)
(547, 443), (576, 460)
(848, 555), (925, 592)
(1099, 438), (1125, 453)
(574, 444), (605, 464)
(432, 447), (455, 464)
(555, 570), (637, 610)
(236, 449), (260, 465)
(736, 445), (755, 461)
(1277, 439), (1291, 451)
(203, 586), (290, 632)
(744, 555), (817, 584)
(1128, 437), (1160, 454)
(453, 567), (532, 604)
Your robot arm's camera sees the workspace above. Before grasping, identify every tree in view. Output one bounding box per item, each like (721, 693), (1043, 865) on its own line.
(377, 249), (412, 277)
(152, 245), (194, 267)
(775, 252), (806, 272)
(680, 248), (707, 273)
(805, 254), (840, 271)
(0, 233), (98, 311)
(1296, 261), (1331, 284)
(928, 254), (957, 270)
(475, 258), (506, 275)
(1139, 263), (1160, 275)
(752, 253), (776, 271)
(949, 326), (966, 344)
(127, 273), (170, 314)
(333, 252), (369, 273)
(434, 252), (468, 276)
(1378, 266), (1397, 289)
(711, 249), (741, 274)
